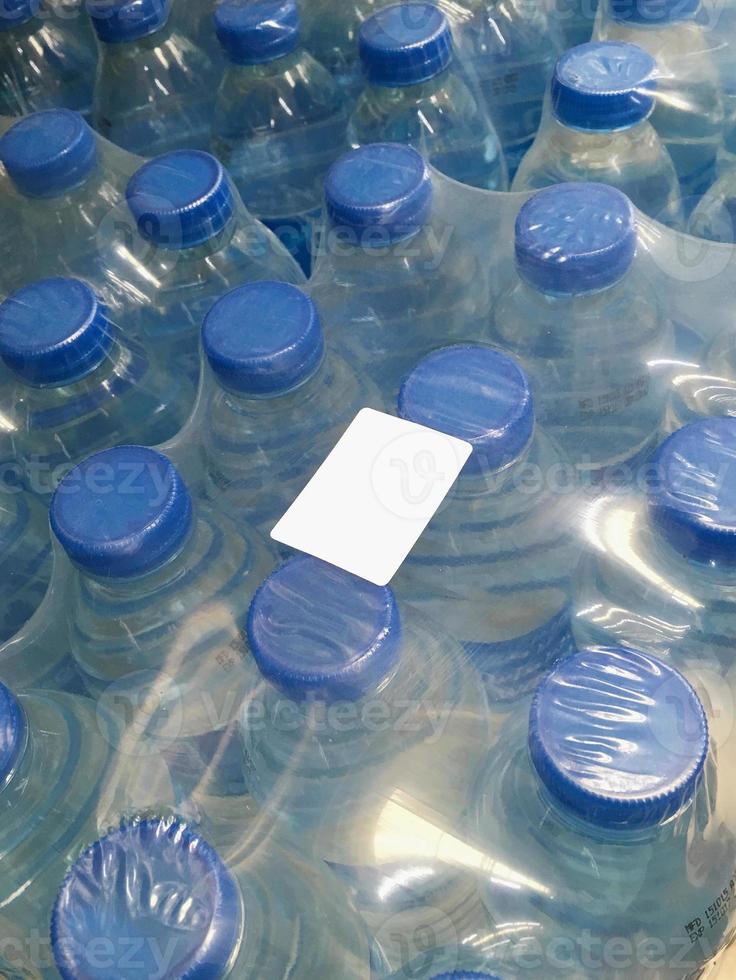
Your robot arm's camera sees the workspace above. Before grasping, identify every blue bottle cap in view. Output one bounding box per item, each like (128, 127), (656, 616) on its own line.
(51, 817), (243, 980)
(0, 278), (113, 386)
(126, 150), (235, 250)
(0, 0), (40, 30)
(202, 281), (324, 396)
(398, 345), (534, 476)
(610, 0), (699, 24)
(359, 2), (453, 87)
(648, 418), (736, 566)
(529, 647), (709, 829)
(0, 682), (25, 789)
(50, 446), (194, 579)
(515, 182), (637, 295)
(86, 0), (170, 43)
(0, 109), (97, 199)
(214, 0), (301, 65)
(247, 555), (401, 701)
(325, 143), (432, 246)
(552, 42), (657, 132)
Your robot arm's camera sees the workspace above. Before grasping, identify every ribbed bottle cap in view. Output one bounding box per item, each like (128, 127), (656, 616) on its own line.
(610, 0), (699, 24)
(51, 818), (243, 980)
(0, 278), (113, 386)
(247, 555), (401, 701)
(0, 110), (97, 198)
(202, 281), (324, 396)
(325, 143), (432, 246)
(359, 2), (453, 87)
(86, 0), (170, 43)
(214, 0), (301, 65)
(0, 0), (40, 30)
(50, 446), (194, 579)
(398, 345), (534, 476)
(0, 682), (25, 788)
(648, 418), (736, 566)
(552, 42), (657, 131)
(529, 647), (709, 829)
(515, 182), (637, 295)
(126, 150), (235, 250)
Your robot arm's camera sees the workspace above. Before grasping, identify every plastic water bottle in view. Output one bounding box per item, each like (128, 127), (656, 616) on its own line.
(394, 345), (579, 706)
(211, 0), (348, 275)
(50, 815), (372, 979)
(0, 487), (52, 644)
(198, 280), (381, 537)
(312, 143), (493, 401)
(0, 109), (140, 291)
(50, 445), (275, 799)
(243, 556), (493, 971)
(513, 41), (683, 226)
(492, 182), (672, 475)
(0, 277), (194, 493)
(350, 3), (507, 191)
(0, 682), (175, 978)
(0, 0), (95, 117)
(101, 149), (304, 382)
(301, 0), (393, 99)
(472, 646), (736, 980)
(87, 0), (214, 157)
(574, 418), (736, 679)
(595, 0), (725, 205)
(437, 0), (564, 178)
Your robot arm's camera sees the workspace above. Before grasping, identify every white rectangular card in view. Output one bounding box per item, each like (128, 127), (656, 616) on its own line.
(271, 408), (472, 586)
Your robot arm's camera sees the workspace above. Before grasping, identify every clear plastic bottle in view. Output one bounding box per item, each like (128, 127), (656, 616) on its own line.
(100, 149), (304, 383)
(198, 280), (382, 537)
(471, 646), (736, 980)
(0, 109), (140, 291)
(574, 418), (736, 678)
(51, 814), (372, 979)
(513, 41), (683, 227)
(49, 445), (275, 799)
(211, 0), (348, 275)
(436, 0), (564, 178)
(394, 345), (580, 707)
(0, 277), (193, 494)
(350, 3), (507, 191)
(87, 0), (214, 157)
(0, 0), (95, 117)
(312, 142), (493, 401)
(0, 682), (174, 978)
(492, 182), (672, 476)
(243, 555), (492, 972)
(595, 0), (725, 206)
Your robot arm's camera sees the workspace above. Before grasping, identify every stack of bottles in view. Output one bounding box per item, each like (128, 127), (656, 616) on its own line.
(1, 1), (736, 978)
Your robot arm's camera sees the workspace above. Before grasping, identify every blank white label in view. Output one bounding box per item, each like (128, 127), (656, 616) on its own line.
(271, 408), (472, 586)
